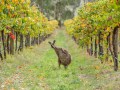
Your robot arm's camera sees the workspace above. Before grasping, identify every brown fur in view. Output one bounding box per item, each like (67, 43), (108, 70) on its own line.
(48, 40), (71, 69)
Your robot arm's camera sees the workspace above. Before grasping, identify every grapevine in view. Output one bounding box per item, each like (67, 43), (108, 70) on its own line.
(0, 0), (58, 58)
(64, 0), (120, 71)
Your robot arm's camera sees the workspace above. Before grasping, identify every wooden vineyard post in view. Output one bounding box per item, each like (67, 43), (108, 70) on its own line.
(10, 30), (15, 55)
(90, 37), (93, 56)
(15, 32), (18, 51)
(94, 37), (97, 58)
(18, 33), (24, 51)
(1, 30), (6, 59)
(7, 34), (10, 54)
(0, 36), (3, 60)
(98, 32), (104, 63)
(25, 33), (30, 47)
(112, 26), (119, 71)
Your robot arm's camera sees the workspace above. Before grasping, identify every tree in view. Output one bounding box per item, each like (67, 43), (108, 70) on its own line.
(31, 0), (85, 26)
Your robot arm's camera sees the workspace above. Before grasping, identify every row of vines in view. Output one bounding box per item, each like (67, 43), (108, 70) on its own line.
(0, 0), (58, 60)
(64, 0), (120, 71)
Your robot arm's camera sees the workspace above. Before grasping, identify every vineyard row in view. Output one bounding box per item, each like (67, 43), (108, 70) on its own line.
(0, 0), (58, 60)
(64, 0), (120, 71)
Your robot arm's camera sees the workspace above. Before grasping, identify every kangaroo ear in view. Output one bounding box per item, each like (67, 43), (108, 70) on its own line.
(53, 40), (56, 45)
(48, 42), (51, 45)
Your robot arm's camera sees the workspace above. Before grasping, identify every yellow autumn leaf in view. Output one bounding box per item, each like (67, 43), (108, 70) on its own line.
(81, 24), (86, 27)
(20, 0), (25, 3)
(106, 27), (111, 31)
(7, 5), (11, 9)
(103, 34), (107, 39)
(11, 88), (15, 90)
(94, 66), (100, 70)
(12, 0), (18, 4)
(108, 61), (113, 66)
(1, 0), (4, 5)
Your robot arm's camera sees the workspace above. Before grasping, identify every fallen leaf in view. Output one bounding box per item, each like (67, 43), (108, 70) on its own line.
(94, 66), (100, 70)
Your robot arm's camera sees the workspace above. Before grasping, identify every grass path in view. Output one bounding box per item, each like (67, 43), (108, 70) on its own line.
(0, 28), (120, 90)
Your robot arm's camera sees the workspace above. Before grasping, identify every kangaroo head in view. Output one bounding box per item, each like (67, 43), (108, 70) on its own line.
(48, 40), (56, 48)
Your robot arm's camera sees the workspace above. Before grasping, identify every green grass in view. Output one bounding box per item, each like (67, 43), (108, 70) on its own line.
(0, 28), (120, 90)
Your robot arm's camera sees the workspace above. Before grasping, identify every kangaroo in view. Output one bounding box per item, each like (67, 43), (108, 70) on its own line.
(48, 40), (71, 69)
